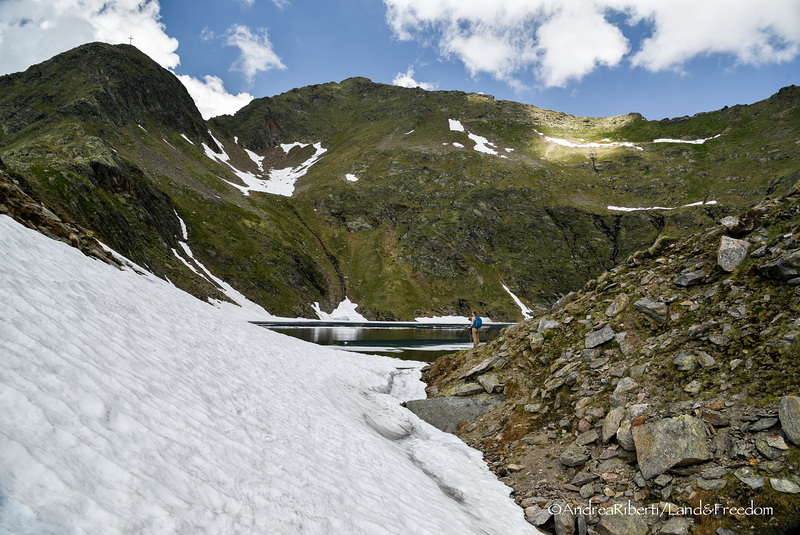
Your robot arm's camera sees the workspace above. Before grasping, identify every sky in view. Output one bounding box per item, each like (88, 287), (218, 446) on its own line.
(0, 0), (799, 121)
(0, 212), (539, 534)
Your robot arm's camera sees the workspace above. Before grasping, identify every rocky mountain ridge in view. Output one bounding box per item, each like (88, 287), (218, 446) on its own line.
(1, 43), (799, 321)
(411, 181), (800, 534)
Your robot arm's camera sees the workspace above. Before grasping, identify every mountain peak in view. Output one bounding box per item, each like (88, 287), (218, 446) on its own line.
(0, 42), (209, 144)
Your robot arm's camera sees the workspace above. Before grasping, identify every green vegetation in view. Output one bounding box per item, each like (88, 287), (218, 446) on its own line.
(1, 43), (799, 319)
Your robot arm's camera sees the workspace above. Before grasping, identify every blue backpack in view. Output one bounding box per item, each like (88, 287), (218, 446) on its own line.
(474, 316), (482, 329)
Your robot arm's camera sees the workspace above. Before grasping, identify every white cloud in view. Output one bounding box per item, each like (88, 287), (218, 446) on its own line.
(392, 66), (438, 89)
(621, 0), (800, 71)
(224, 24), (286, 82)
(383, 0), (800, 89)
(176, 74), (254, 119)
(0, 0), (179, 76)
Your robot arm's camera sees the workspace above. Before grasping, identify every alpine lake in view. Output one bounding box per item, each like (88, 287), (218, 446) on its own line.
(252, 321), (510, 362)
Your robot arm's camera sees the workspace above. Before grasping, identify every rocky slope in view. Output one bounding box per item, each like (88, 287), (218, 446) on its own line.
(412, 181), (800, 535)
(2, 43), (800, 320)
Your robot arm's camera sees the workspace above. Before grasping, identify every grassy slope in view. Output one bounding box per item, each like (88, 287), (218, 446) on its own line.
(2, 44), (799, 320)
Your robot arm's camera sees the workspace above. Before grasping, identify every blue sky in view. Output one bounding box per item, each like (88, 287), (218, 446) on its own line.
(0, 0), (799, 121)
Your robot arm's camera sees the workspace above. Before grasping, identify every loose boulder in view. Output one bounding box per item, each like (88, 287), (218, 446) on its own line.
(603, 406), (626, 443)
(463, 356), (498, 379)
(606, 293), (630, 316)
(596, 504), (648, 535)
(674, 271), (705, 287)
(779, 395), (800, 445)
(770, 478), (800, 494)
(759, 251), (800, 281)
(586, 325), (615, 349)
(634, 298), (668, 323)
(673, 352), (697, 372)
(477, 373), (504, 394)
(631, 415), (712, 479)
(717, 236), (749, 272)
(559, 443), (591, 467)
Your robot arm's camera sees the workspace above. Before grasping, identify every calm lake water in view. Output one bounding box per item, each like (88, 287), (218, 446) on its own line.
(253, 321), (509, 362)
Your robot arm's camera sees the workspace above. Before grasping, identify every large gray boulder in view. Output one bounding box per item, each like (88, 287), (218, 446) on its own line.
(463, 356), (499, 379)
(717, 236), (749, 272)
(759, 250), (800, 281)
(634, 298), (668, 323)
(779, 395), (800, 445)
(477, 373), (504, 394)
(403, 394), (504, 433)
(674, 270), (705, 287)
(631, 415), (712, 479)
(586, 325), (615, 348)
(596, 504), (648, 535)
(559, 443), (591, 467)
(673, 352), (697, 372)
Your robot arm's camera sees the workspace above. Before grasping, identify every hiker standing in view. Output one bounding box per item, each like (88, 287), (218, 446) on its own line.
(468, 310), (482, 347)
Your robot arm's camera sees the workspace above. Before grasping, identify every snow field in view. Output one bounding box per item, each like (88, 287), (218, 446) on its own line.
(0, 216), (536, 535)
(201, 134), (327, 197)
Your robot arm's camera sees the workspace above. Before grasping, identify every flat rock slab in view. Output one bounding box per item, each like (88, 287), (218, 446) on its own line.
(734, 466), (765, 489)
(404, 394), (504, 433)
(674, 270), (705, 287)
(586, 325), (615, 348)
(779, 395), (800, 445)
(759, 250), (800, 281)
(632, 415), (712, 480)
(634, 298), (668, 323)
(770, 478), (800, 494)
(443, 383), (485, 397)
(596, 505), (648, 535)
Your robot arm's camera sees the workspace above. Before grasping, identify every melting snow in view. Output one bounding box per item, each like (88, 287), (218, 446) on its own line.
(448, 119), (509, 157)
(170, 212), (275, 321)
(0, 215), (537, 535)
(653, 134), (721, 144)
(265, 142), (327, 196)
(539, 131), (643, 151)
(607, 200), (719, 212)
(346, 173), (359, 182)
(467, 133), (498, 155)
(202, 134), (327, 197)
(245, 148), (265, 172)
(180, 133), (195, 145)
(312, 297), (369, 321)
(501, 283), (534, 320)
(448, 119), (465, 132)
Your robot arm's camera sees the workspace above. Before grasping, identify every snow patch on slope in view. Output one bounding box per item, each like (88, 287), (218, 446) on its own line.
(502, 283), (534, 319)
(538, 130), (643, 151)
(170, 211), (275, 320)
(265, 142), (327, 196)
(448, 119), (509, 157)
(312, 297), (369, 321)
(0, 215), (536, 535)
(607, 200), (718, 212)
(654, 134), (721, 144)
(202, 133), (326, 197)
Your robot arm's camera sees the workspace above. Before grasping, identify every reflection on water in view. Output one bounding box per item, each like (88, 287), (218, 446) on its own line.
(262, 324), (506, 362)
